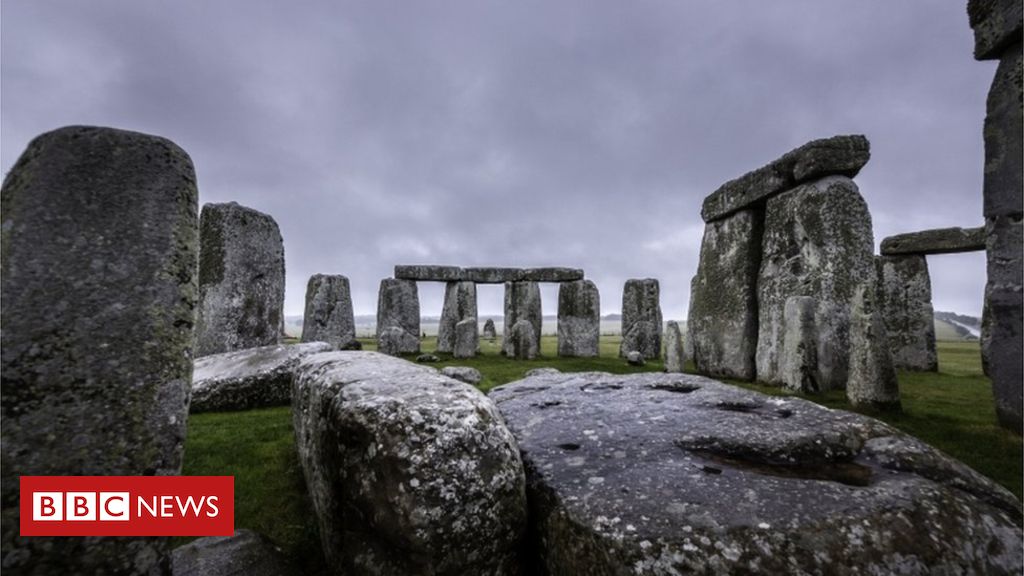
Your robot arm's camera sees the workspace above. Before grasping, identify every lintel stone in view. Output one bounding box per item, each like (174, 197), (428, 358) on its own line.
(879, 226), (986, 256)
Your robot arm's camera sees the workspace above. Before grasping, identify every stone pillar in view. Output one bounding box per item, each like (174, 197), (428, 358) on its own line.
(664, 320), (686, 373)
(1, 126), (199, 574)
(301, 274), (356, 349)
(454, 318), (479, 359)
(557, 279), (600, 357)
(483, 318), (498, 341)
(781, 296), (819, 393)
(847, 284), (901, 410)
(687, 209), (761, 380)
(437, 281), (477, 354)
(620, 279), (663, 359)
(875, 255), (938, 371)
(376, 278), (420, 355)
(969, 0), (1023, 433)
(503, 281), (541, 358)
(195, 201), (285, 357)
(756, 176), (875, 390)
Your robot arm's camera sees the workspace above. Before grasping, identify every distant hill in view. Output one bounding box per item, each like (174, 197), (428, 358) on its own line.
(934, 311), (981, 342)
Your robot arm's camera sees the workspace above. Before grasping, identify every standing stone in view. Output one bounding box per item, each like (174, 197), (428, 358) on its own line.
(195, 202), (285, 357)
(483, 318), (498, 341)
(503, 282), (541, 358)
(688, 209), (761, 379)
(620, 279), (662, 359)
(985, 214), (1023, 431)
(876, 256), (938, 371)
(847, 284), (901, 410)
(437, 281), (477, 353)
(756, 176), (875, 390)
(781, 296), (820, 393)
(454, 317), (479, 359)
(376, 278), (420, 355)
(507, 320), (539, 360)
(301, 274), (356, 349)
(1, 126), (198, 574)
(663, 321), (685, 373)
(557, 280), (600, 357)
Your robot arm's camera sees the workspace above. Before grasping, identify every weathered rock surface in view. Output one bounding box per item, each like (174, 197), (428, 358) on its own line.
(394, 265), (583, 283)
(191, 342), (332, 413)
(292, 352), (527, 575)
(688, 209), (761, 380)
(986, 214), (1023, 431)
(756, 176), (876, 390)
(171, 529), (297, 576)
(781, 296), (819, 393)
(625, 350), (645, 366)
(701, 135), (871, 222)
(620, 279), (662, 359)
(664, 320), (685, 373)
(483, 318), (498, 340)
(503, 281), (542, 357)
(876, 255), (938, 371)
(490, 371), (1023, 575)
(557, 280), (600, 357)
(506, 320), (539, 360)
(196, 201), (285, 357)
(1, 125), (199, 574)
(437, 281), (476, 353)
(880, 226), (986, 256)
(441, 366), (483, 386)
(968, 0), (1023, 60)
(983, 42), (1023, 220)
(453, 317), (479, 359)
(847, 284), (901, 410)
(376, 278), (420, 355)
(301, 274), (356, 349)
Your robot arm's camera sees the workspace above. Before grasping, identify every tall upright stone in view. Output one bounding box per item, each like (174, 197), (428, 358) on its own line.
(376, 278), (420, 355)
(969, 0), (1022, 432)
(1, 126), (199, 574)
(781, 296), (819, 393)
(195, 202), (285, 357)
(687, 209), (761, 380)
(620, 279), (662, 359)
(557, 279), (600, 357)
(756, 176), (875, 390)
(301, 274), (356, 349)
(663, 321), (686, 373)
(847, 284), (901, 410)
(437, 281), (477, 354)
(503, 281), (541, 358)
(876, 256), (938, 371)
(453, 317), (479, 359)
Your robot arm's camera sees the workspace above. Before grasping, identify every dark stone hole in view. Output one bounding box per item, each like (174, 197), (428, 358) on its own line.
(776, 408), (794, 418)
(716, 401), (761, 413)
(557, 443), (581, 451)
(580, 383), (623, 392)
(532, 400), (563, 409)
(648, 382), (700, 394)
(692, 450), (872, 487)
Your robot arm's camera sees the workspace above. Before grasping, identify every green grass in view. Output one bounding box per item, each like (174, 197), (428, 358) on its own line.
(182, 337), (1021, 569)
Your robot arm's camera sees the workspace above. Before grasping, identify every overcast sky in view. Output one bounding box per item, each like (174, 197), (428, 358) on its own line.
(1, 2), (996, 318)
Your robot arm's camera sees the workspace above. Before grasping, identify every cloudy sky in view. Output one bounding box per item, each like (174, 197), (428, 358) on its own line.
(1, 1), (996, 318)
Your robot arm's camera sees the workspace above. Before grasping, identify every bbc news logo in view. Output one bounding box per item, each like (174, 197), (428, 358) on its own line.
(20, 476), (233, 536)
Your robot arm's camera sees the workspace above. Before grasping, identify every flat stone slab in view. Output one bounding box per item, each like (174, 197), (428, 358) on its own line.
(701, 135), (870, 222)
(880, 226), (986, 256)
(395, 265), (583, 283)
(490, 371), (1023, 574)
(172, 529), (297, 576)
(191, 342), (332, 412)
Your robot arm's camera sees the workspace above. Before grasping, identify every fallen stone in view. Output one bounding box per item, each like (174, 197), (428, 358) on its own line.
(301, 274), (356, 349)
(847, 284), (901, 410)
(701, 135), (871, 222)
(376, 278), (420, 355)
(196, 201), (285, 357)
(620, 279), (662, 359)
(441, 366), (483, 386)
(503, 281), (542, 357)
(1, 125), (198, 574)
(664, 321), (686, 373)
(506, 319), (539, 360)
(483, 318), (498, 340)
(557, 279), (600, 357)
(453, 317), (479, 359)
(968, 0), (1023, 60)
(756, 176), (876, 390)
(191, 342), (332, 413)
(417, 353), (441, 363)
(781, 296), (819, 393)
(378, 326), (419, 357)
(171, 529), (297, 576)
(688, 209), (761, 380)
(437, 281), (477, 353)
(490, 371), (1023, 575)
(293, 352), (527, 575)
(876, 255), (938, 371)
(625, 350), (645, 366)
(879, 226), (986, 256)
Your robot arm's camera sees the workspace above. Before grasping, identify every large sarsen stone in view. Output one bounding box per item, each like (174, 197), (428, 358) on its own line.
(437, 281), (477, 354)
(620, 278), (662, 360)
(503, 281), (542, 358)
(376, 278), (420, 355)
(490, 371), (1023, 575)
(301, 274), (356, 349)
(876, 255), (937, 372)
(557, 279), (600, 357)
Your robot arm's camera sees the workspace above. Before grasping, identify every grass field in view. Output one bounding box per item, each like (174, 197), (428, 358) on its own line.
(182, 336), (1021, 569)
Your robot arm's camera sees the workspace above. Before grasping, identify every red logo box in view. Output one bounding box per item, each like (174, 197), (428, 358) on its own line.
(20, 476), (234, 537)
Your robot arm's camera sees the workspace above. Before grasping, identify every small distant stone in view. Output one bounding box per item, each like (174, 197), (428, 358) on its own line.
(526, 368), (562, 377)
(483, 319), (498, 340)
(417, 354), (441, 363)
(441, 366), (483, 386)
(626, 351), (645, 366)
